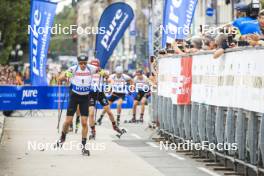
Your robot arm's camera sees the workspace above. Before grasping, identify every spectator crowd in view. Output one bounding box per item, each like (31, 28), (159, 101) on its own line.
(159, 3), (264, 59)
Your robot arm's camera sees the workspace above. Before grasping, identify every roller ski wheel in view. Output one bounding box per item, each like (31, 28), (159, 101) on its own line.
(128, 118), (136, 123)
(82, 148), (90, 156)
(116, 128), (127, 139)
(54, 139), (65, 148)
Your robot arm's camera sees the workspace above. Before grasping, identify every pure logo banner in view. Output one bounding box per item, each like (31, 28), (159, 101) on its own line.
(162, 0), (198, 48)
(95, 2), (134, 68)
(29, 0), (57, 85)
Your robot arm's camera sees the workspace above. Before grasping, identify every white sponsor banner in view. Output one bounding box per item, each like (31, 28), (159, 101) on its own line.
(192, 49), (264, 113)
(158, 57), (192, 105)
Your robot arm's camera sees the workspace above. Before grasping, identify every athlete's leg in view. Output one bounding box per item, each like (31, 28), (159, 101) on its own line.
(76, 105), (80, 127)
(140, 97), (147, 122)
(79, 97), (89, 153)
(89, 106), (96, 139)
(81, 116), (88, 140)
(116, 98), (123, 125)
(132, 100), (139, 122)
(98, 101), (113, 125)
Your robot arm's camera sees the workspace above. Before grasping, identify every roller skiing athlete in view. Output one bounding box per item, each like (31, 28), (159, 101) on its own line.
(98, 66), (133, 126)
(129, 70), (151, 123)
(55, 54), (101, 156)
(88, 59), (126, 139)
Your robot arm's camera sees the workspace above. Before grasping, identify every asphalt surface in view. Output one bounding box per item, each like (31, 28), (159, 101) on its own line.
(0, 109), (225, 176)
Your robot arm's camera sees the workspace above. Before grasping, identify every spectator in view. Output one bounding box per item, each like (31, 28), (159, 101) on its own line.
(23, 66), (31, 85)
(15, 72), (24, 85)
(232, 2), (262, 37)
(203, 36), (217, 50)
(0, 65), (23, 85)
(258, 10), (264, 35)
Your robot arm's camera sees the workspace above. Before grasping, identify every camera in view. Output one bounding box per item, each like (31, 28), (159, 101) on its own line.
(248, 0), (260, 18)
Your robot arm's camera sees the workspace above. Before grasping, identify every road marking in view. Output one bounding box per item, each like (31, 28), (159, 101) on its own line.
(168, 152), (185, 160)
(197, 167), (221, 176)
(146, 142), (159, 148)
(131, 133), (142, 139)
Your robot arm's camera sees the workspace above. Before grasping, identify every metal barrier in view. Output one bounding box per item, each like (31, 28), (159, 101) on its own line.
(149, 47), (264, 174)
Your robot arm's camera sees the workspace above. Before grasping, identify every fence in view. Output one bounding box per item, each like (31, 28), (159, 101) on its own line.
(149, 47), (264, 174)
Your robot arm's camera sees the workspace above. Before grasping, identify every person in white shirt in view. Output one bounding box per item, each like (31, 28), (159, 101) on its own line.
(130, 70), (151, 123)
(98, 66), (133, 126)
(88, 59), (126, 139)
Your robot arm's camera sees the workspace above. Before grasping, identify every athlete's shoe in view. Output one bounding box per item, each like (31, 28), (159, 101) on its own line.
(128, 118), (136, 123)
(54, 139), (65, 148)
(97, 117), (103, 126)
(82, 148), (90, 156)
(89, 130), (96, 140)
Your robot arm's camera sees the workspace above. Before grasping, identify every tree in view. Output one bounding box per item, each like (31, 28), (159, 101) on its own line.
(49, 6), (77, 57)
(0, 0), (30, 64)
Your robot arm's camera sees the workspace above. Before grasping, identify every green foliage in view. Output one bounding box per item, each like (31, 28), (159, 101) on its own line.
(261, 0), (264, 8)
(49, 6), (77, 57)
(0, 0), (30, 64)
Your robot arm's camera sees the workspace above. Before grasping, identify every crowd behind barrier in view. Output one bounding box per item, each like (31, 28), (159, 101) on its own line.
(149, 47), (264, 172)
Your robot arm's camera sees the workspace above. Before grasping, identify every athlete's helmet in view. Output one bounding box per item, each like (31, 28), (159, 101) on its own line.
(115, 66), (123, 74)
(90, 59), (100, 67)
(77, 54), (88, 62)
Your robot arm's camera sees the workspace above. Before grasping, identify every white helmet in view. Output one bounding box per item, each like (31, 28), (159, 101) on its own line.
(115, 66), (123, 74)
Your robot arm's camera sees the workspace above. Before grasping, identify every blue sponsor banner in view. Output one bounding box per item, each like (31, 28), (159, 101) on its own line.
(0, 86), (133, 110)
(29, 0), (57, 85)
(95, 2), (134, 68)
(162, 0), (198, 48)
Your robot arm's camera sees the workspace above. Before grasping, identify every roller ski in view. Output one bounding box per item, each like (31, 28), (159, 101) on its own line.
(128, 117), (136, 123)
(114, 126), (127, 138)
(97, 116), (103, 126)
(54, 139), (65, 148)
(89, 130), (96, 140)
(82, 148), (90, 156)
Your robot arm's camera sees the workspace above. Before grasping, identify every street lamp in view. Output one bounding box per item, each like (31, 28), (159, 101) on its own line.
(10, 44), (23, 70)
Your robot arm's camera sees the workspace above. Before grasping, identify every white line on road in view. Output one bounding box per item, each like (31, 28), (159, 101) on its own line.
(197, 167), (221, 176)
(146, 142), (159, 148)
(131, 133), (142, 139)
(168, 152), (185, 160)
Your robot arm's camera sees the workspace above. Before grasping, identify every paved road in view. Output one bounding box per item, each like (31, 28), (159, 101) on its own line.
(0, 110), (224, 176)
